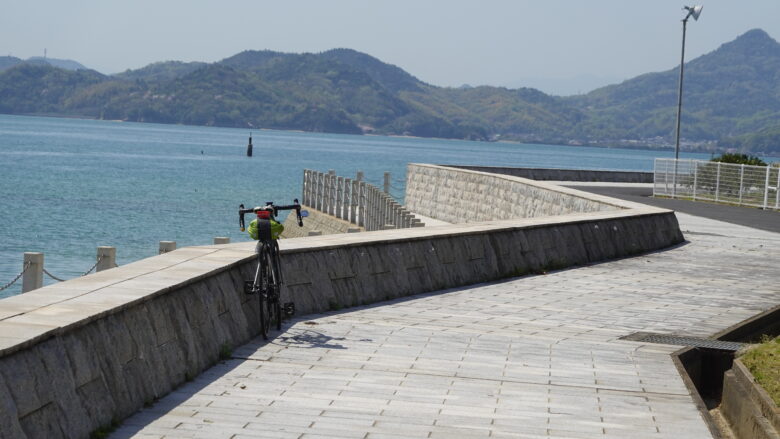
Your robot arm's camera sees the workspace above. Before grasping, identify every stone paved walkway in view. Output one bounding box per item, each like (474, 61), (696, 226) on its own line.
(113, 213), (780, 439)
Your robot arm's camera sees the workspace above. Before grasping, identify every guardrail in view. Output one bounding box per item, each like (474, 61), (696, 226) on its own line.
(654, 158), (780, 210)
(302, 169), (424, 231)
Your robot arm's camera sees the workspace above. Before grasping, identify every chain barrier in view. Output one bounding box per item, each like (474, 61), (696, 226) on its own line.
(41, 255), (108, 283)
(42, 267), (66, 282)
(0, 262), (31, 292)
(80, 255), (104, 276)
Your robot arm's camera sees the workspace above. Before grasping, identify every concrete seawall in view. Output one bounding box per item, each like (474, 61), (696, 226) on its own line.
(405, 164), (642, 224)
(446, 165), (654, 183)
(0, 165), (684, 438)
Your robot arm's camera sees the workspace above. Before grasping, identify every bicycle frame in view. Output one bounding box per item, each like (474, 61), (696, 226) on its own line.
(239, 199), (305, 340)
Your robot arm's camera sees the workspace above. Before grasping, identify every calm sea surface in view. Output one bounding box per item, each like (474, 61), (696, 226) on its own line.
(1, 114), (717, 297)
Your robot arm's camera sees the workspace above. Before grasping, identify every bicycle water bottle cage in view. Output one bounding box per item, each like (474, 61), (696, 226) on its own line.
(256, 218), (273, 241)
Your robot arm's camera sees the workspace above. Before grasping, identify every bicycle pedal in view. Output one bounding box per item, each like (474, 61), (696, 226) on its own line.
(244, 281), (256, 295)
(283, 302), (296, 316)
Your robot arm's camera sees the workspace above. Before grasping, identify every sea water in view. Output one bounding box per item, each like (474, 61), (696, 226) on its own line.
(0, 114), (713, 297)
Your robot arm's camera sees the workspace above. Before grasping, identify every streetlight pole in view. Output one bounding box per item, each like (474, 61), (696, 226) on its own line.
(672, 5), (702, 197)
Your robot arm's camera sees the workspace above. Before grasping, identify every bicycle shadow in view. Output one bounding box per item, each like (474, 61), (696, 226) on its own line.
(274, 328), (349, 350)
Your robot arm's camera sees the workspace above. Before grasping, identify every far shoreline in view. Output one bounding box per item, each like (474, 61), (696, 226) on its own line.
(3, 112), (779, 161)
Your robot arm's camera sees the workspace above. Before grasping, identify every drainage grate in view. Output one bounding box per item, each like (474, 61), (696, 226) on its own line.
(621, 332), (745, 351)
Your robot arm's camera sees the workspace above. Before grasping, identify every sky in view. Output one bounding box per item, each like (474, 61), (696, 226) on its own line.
(2, 1), (779, 96)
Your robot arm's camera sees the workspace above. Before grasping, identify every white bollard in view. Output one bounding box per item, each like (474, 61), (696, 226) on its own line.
(213, 237), (230, 245)
(159, 241), (176, 254)
(96, 246), (116, 272)
(22, 252), (44, 293)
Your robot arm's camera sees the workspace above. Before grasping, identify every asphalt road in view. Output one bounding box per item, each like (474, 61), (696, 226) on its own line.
(569, 185), (780, 234)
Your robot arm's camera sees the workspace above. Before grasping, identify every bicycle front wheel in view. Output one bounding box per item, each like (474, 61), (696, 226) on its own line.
(256, 244), (271, 340)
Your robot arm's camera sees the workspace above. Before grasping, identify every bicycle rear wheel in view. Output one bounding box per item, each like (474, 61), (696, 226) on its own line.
(267, 243), (283, 331)
(255, 244), (271, 340)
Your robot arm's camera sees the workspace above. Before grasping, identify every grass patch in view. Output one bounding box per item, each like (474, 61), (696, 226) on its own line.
(739, 335), (780, 405)
(90, 418), (120, 439)
(219, 343), (232, 361)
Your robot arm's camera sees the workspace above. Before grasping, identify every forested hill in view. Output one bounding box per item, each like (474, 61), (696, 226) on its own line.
(1, 29), (779, 153)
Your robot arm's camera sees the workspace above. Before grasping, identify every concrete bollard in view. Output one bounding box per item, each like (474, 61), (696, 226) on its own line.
(22, 252), (44, 293)
(383, 172), (391, 194)
(347, 227), (361, 233)
(213, 237), (230, 245)
(308, 231), (323, 236)
(96, 246), (116, 272)
(159, 241), (176, 254)
(356, 170), (364, 182)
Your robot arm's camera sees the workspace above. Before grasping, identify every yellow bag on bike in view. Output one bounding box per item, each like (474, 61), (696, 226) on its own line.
(248, 218), (284, 240)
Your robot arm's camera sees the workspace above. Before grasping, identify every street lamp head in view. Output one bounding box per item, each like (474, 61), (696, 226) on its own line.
(684, 5), (703, 21)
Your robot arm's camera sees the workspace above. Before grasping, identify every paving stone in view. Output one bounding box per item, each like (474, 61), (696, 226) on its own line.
(114, 213), (780, 438)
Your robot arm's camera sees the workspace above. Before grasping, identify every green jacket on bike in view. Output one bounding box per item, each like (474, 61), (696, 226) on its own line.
(248, 218), (284, 240)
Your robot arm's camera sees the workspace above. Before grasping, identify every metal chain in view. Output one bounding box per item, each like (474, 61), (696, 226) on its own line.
(81, 255), (103, 276)
(0, 262), (31, 292)
(42, 267), (66, 282)
(42, 254), (108, 282)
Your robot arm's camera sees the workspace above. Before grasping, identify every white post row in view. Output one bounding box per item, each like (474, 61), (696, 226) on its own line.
(763, 165), (771, 210)
(159, 241), (176, 254)
(328, 170), (336, 216)
(350, 179), (358, 224)
(22, 246), (117, 293)
(336, 176), (342, 219)
(776, 167), (780, 210)
(22, 252), (43, 293)
(383, 172), (391, 194)
(96, 246), (116, 272)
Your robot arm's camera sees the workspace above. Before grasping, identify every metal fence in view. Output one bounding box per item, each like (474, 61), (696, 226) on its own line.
(302, 169), (424, 231)
(654, 158), (780, 210)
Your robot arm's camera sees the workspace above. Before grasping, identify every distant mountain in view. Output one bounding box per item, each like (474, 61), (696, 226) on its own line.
(564, 29), (780, 147)
(114, 61), (208, 82)
(1, 29), (779, 153)
(0, 56), (90, 73)
(26, 57), (89, 71)
(0, 56), (23, 71)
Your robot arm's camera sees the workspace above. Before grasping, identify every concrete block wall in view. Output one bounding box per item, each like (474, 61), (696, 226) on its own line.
(720, 359), (780, 439)
(446, 165), (654, 183)
(0, 248), (263, 439)
(277, 209), (684, 317)
(406, 164), (630, 223)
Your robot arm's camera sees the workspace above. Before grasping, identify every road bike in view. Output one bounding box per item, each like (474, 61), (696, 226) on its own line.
(239, 199), (307, 339)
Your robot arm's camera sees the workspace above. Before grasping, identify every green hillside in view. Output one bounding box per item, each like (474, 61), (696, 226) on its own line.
(565, 29), (780, 148)
(1, 29), (779, 153)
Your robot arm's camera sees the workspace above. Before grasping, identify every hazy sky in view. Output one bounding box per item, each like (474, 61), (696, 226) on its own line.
(2, 1), (779, 95)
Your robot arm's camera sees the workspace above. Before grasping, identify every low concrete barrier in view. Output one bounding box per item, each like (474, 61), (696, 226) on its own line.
(721, 359), (780, 439)
(0, 165), (684, 438)
(406, 164), (641, 224)
(446, 165), (654, 183)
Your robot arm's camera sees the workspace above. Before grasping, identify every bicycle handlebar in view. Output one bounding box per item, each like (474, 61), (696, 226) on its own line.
(239, 199), (303, 231)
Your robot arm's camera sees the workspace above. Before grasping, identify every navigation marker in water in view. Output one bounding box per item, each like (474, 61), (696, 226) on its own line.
(247, 133), (253, 157)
